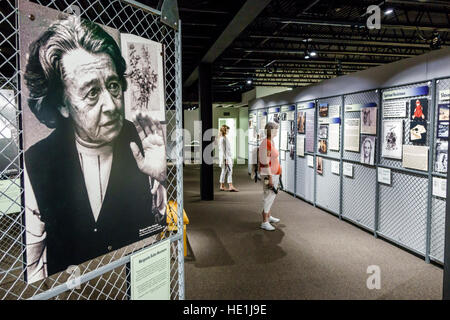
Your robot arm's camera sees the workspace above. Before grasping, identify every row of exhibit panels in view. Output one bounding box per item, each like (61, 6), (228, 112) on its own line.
(248, 77), (450, 265)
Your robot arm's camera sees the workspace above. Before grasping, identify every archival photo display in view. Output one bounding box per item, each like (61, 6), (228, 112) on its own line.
(360, 107), (377, 135)
(360, 135), (376, 165)
(19, 1), (168, 283)
(382, 120), (403, 159)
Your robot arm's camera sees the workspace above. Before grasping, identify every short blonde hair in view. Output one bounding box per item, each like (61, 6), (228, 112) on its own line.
(220, 124), (230, 136)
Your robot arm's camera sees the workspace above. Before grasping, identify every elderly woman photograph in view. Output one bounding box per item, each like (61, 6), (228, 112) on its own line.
(22, 15), (167, 283)
(218, 124), (239, 192)
(258, 122), (281, 231)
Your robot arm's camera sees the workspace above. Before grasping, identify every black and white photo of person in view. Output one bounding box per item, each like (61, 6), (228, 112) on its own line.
(360, 135), (376, 165)
(21, 14), (167, 283)
(360, 107), (377, 135)
(435, 140), (448, 173)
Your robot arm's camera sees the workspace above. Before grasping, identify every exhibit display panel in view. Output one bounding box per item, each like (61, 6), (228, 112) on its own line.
(0, 0), (184, 300)
(430, 77), (450, 263)
(279, 105), (296, 194)
(378, 81), (432, 256)
(341, 90), (379, 231)
(315, 96), (342, 215)
(296, 101), (315, 204)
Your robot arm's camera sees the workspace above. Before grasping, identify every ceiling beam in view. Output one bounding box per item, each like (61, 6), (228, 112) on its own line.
(269, 17), (450, 32)
(234, 47), (416, 58)
(183, 0), (272, 88)
(246, 35), (431, 48)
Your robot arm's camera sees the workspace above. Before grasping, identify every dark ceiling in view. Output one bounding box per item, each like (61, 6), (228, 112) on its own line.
(1, 0), (449, 105)
(168, 0), (449, 104)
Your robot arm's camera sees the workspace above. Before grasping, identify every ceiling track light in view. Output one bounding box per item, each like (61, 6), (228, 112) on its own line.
(384, 8), (394, 15)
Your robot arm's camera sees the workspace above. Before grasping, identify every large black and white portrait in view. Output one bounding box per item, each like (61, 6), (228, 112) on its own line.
(360, 135), (376, 165)
(19, 2), (167, 283)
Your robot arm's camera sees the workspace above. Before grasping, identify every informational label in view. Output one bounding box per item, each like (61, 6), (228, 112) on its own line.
(402, 145), (428, 172)
(280, 150), (286, 161)
(331, 161), (340, 175)
(329, 123), (340, 151)
(440, 89), (450, 102)
(382, 85), (429, 100)
(328, 105), (341, 118)
(432, 177), (447, 199)
(307, 155), (314, 167)
(0, 178), (21, 214)
(377, 167), (391, 185)
(344, 118), (360, 152)
(318, 118), (329, 124)
(383, 100), (407, 118)
(130, 240), (170, 300)
(280, 131), (288, 150)
(343, 162), (353, 178)
(298, 102), (315, 110)
(297, 135), (305, 157)
(345, 102), (377, 113)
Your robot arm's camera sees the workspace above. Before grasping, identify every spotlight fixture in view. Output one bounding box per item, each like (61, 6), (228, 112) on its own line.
(310, 51), (317, 57)
(304, 54), (310, 60)
(384, 8), (394, 15)
(246, 79), (253, 85)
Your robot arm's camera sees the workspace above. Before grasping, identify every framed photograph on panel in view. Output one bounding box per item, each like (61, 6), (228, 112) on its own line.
(360, 135), (376, 165)
(360, 107), (377, 135)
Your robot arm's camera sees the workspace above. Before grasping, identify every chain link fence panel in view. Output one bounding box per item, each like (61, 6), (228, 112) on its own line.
(315, 157), (340, 215)
(378, 171), (428, 255)
(0, 0), (184, 300)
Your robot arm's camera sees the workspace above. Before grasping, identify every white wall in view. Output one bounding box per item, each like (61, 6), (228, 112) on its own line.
(238, 107), (248, 160)
(183, 108), (200, 145)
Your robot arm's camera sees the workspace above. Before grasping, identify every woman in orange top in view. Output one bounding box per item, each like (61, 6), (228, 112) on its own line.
(258, 122), (281, 231)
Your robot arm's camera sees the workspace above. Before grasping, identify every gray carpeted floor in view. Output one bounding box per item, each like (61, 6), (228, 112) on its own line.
(183, 164), (443, 300)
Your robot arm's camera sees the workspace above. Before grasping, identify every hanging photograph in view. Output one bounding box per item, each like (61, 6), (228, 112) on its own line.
(318, 124), (328, 139)
(360, 107), (377, 135)
(360, 135), (376, 165)
(382, 120), (403, 159)
(410, 98), (428, 121)
(297, 111), (306, 134)
(435, 140), (448, 173)
(319, 104), (328, 117)
(410, 121), (427, 144)
(318, 139), (328, 154)
(316, 156), (323, 175)
(19, 2), (167, 284)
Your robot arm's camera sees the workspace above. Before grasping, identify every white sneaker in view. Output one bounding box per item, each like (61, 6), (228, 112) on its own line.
(261, 222), (275, 231)
(269, 216), (280, 223)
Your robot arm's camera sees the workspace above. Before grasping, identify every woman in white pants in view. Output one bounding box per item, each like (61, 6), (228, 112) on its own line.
(218, 125), (239, 192)
(258, 122), (281, 231)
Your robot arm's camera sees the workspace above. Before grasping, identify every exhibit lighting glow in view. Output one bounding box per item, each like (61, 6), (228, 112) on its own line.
(384, 8), (394, 15)
(310, 51), (317, 57)
(246, 79), (253, 85)
(305, 54), (310, 60)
